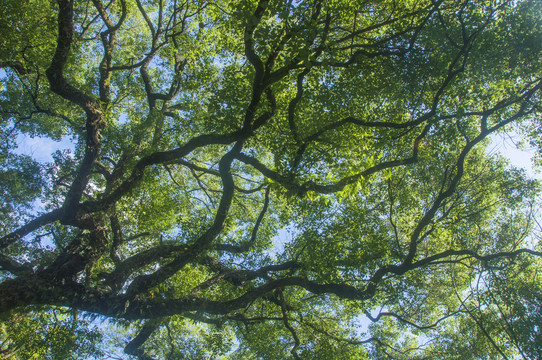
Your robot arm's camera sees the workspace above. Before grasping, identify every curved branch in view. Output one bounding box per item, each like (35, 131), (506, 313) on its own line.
(124, 321), (159, 360)
(80, 131), (242, 213)
(243, 0), (266, 80)
(0, 61), (30, 75)
(0, 254), (34, 275)
(216, 186), (271, 253)
(124, 142), (244, 298)
(46, 0), (105, 214)
(236, 130), (423, 197)
(46, 0), (98, 112)
(92, 0), (127, 103)
(365, 309), (463, 330)
(278, 289), (301, 359)
(0, 209), (63, 249)
(404, 100), (539, 265)
(103, 244), (187, 290)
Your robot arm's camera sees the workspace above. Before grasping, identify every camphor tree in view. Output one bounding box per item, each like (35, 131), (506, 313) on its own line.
(1, 0), (542, 358)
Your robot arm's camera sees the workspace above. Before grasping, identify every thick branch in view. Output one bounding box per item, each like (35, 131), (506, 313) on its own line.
(123, 142), (243, 298)
(0, 209), (63, 249)
(46, 0), (105, 214)
(124, 321), (159, 360)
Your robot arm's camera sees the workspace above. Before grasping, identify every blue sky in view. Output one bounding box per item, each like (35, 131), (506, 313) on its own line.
(14, 132), (75, 163)
(490, 132), (541, 179)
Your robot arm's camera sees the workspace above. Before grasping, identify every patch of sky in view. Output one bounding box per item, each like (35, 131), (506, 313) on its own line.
(10, 132), (75, 248)
(117, 112), (129, 125)
(14, 132), (75, 164)
(489, 132), (542, 251)
(270, 224), (298, 260)
(351, 310), (381, 337)
(489, 132), (541, 180)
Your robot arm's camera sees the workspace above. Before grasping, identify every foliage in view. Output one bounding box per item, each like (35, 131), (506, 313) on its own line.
(0, 308), (103, 359)
(1, 0), (542, 358)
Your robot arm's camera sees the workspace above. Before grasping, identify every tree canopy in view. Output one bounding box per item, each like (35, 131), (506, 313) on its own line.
(1, 0), (542, 358)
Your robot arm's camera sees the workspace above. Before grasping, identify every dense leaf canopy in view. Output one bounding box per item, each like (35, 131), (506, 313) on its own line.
(1, 0), (542, 358)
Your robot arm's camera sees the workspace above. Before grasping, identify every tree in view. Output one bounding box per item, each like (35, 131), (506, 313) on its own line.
(1, 0), (542, 358)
